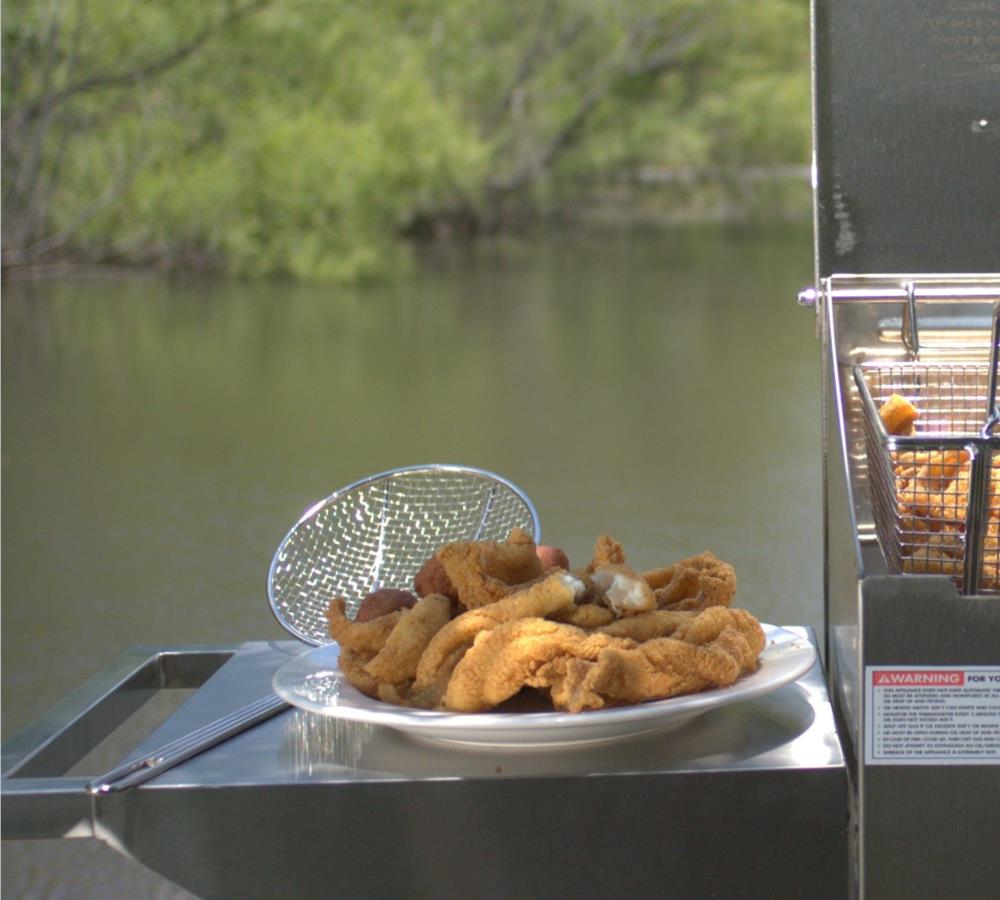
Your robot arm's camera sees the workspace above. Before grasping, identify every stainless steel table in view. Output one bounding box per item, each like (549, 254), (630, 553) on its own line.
(4, 628), (848, 899)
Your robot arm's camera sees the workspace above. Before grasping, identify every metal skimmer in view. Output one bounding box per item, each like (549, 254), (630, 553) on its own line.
(266, 464), (541, 645)
(87, 465), (539, 792)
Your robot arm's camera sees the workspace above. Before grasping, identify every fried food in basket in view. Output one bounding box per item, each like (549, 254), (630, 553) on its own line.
(882, 396), (999, 588)
(325, 530), (765, 714)
(879, 393), (919, 435)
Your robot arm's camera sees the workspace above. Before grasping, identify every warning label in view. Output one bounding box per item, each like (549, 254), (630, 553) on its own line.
(865, 666), (1000, 766)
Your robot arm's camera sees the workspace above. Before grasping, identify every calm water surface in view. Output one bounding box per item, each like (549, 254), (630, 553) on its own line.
(2, 225), (819, 896)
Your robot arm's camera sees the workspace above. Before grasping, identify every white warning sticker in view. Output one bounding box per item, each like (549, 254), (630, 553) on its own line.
(864, 666), (1000, 765)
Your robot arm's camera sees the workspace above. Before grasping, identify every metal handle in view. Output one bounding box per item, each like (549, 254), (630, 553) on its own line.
(87, 693), (289, 795)
(901, 281), (920, 358)
(968, 305), (1000, 594)
(963, 443), (992, 595)
(985, 303), (1000, 429)
(2, 645), (237, 840)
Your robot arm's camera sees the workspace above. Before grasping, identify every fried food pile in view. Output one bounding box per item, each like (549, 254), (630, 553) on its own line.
(879, 395), (1000, 587)
(325, 529), (765, 714)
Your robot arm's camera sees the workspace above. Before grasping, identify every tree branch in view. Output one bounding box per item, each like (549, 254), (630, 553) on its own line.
(21, 145), (145, 262)
(486, 10), (712, 197)
(8, 0), (268, 132)
(485, 2), (588, 132)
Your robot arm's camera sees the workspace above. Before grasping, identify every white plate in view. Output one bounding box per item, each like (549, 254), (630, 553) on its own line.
(272, 624), (816, 747)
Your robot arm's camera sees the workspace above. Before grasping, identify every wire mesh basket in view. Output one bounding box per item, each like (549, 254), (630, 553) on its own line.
(854, 308), (1000, 594)
(267, 465), (540, 645)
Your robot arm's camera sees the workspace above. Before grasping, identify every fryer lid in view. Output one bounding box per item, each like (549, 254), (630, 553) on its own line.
(813, 0), (1000, 277)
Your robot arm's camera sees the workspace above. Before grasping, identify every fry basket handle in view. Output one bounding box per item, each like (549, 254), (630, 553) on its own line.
(901, 281), (920, 358)
(986, 303), (1000, 431)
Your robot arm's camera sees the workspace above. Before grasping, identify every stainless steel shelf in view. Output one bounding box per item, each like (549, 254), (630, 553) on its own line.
(4, 632), (847, 899)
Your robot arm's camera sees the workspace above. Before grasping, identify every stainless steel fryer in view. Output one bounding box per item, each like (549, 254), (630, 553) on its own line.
(814, 275), (1000, 900)
(809, 0), (1000, 896)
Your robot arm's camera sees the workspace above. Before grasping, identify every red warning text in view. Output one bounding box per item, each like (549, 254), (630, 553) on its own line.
(872, 670), (965, 687)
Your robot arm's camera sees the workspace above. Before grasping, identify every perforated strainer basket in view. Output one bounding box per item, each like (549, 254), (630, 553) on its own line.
(266, 464), (541, 645)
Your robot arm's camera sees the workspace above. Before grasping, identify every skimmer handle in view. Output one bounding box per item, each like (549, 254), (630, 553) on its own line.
(86, 693), (289, 794)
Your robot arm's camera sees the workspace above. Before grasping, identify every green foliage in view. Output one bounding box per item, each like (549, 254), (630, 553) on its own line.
(3, 0), (810, 280)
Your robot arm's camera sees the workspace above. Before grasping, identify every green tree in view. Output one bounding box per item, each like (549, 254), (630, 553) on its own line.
(2, 0), (810, 280)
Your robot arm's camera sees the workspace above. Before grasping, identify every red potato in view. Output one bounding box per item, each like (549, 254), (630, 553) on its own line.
(355, 588), (418, 622)
(413, 556), (459, 601)
(536, 545), (570, 570)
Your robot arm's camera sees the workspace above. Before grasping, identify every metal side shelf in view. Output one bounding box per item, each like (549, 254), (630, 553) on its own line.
(3, 631), (848, 899)
(2, 645), (238, 841)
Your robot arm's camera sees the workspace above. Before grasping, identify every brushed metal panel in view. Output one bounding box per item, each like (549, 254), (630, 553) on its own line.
(813, 0), (1000, 276)
(860, 579), (1000, 900)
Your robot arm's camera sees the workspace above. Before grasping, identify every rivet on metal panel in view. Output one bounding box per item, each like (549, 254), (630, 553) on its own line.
(797, 286), (822, 338)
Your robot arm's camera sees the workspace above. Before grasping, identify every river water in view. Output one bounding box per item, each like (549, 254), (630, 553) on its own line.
(2, 224), (820, 897)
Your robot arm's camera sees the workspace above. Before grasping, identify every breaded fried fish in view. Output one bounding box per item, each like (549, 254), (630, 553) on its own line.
(412, 572), (584, 693)
(328, 529), (759, 716)
(326, 599), (403, 654)
(364, 593), (453, 685)
(441, 605), (764, 713)
(641, 551), (737, 611)
(436, 526), (544, 609)
(544, 610), (763, 713)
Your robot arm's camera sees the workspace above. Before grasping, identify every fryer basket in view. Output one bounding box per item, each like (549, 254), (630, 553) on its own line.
(854, 310), (1000, 594)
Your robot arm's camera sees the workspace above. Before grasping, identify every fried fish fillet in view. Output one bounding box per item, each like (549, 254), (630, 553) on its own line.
(440, 619), (635, 711)
(326, 599), (404, 654)
(590, 563), (656, 615)
(330, 531), (753, 716)
(551, 602), (616, 629)
(363, 593), (453, 685)
(597, 608), (693, 641)
(436, 526), (544, 609)
(585, 534), (627, 572)
(412, 572), (583, 692)
(338, 647), (381, 696)
(440, 605), (764, 713)
(641, 551), (737, 611)
(544, 609), (764, 713)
